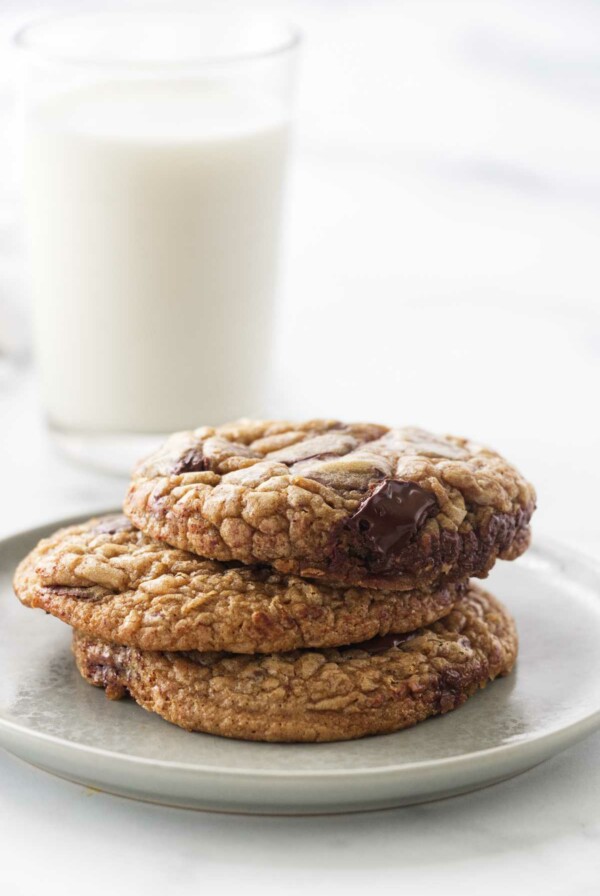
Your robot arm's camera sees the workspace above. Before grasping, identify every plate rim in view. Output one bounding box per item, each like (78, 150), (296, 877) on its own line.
(1, 511), (600, 781)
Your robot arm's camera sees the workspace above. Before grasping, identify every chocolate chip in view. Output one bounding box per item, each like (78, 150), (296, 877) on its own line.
(173, 447), (207, 474)
(348, 479), (438, 560)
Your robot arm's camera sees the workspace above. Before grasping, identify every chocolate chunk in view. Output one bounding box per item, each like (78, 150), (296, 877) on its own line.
(93, 515), (132, 536)
(437, 666), (465, 712)
(348, 479), (438, 561)
(86, 660), (129, 699)
(46, 584), (106, 601)
(173, 447), (207, 475)
(352, 630), (418, 654)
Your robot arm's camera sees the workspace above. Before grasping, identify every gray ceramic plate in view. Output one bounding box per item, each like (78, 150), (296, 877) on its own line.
(1, 514), (599, 814)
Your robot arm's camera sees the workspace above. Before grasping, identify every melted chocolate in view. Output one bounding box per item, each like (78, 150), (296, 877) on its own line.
(353, 630), (418, 654)
(348, 479), (438, 561)
(173, 447), (207, 474)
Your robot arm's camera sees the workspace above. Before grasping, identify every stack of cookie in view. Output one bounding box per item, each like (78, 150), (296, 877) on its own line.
(14, 420), (535, 742)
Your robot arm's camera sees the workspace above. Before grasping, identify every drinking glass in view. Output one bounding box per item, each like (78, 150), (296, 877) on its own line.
(15, 11), (300, 472)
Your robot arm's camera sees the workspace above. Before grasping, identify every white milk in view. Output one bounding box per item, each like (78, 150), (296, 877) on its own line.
(25, 81), (290, 432)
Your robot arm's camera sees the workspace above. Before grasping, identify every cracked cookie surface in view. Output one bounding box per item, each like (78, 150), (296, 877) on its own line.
(13, 515), (459, 653)
(124, 419), (536, 590)
(72, 584), (517, 743)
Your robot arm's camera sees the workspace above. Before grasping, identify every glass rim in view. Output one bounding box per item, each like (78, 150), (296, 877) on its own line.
(13, 10), (301, 70)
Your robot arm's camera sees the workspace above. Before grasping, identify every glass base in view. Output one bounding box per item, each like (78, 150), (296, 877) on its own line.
(0, 350), (19, 386)
(49, 423), (166, 477)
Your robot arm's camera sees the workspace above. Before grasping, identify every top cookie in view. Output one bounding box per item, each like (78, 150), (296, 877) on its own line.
(124, 419), (535, 590)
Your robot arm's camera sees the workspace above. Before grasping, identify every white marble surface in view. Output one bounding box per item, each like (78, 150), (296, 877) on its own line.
(0, 734), (598, 896)
(1, 0), (600, 892)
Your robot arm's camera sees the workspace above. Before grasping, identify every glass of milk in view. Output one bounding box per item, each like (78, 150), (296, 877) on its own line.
(15, 12), (299, 472)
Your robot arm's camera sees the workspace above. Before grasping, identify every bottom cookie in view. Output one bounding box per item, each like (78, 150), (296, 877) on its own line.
(73, 584), (517, 743)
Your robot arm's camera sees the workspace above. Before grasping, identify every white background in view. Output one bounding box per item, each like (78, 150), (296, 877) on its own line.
(0, 1), (599, 894)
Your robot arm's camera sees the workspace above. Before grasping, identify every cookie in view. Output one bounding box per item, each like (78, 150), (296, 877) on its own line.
(14, 515), (460, 653)
(124, 419), (535, 590)
(72, 584), (517, 743)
